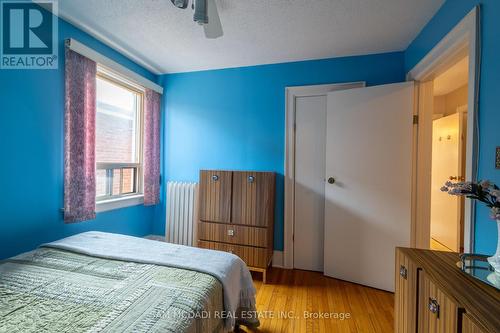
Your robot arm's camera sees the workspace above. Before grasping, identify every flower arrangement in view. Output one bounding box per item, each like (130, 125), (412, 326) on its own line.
(441, 180), (500, 220)
(441, 179), (500, 274)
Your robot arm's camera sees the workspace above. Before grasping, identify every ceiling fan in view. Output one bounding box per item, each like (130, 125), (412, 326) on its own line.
(170, 0), (223, 39)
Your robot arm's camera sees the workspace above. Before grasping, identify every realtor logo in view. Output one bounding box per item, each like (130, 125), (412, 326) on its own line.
(1, 0), (58, 69)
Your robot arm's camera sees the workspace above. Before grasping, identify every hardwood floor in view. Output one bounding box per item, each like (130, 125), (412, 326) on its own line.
(239, 268), (394, 333)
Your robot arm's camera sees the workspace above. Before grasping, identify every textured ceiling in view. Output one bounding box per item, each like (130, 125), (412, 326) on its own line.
(57, 0), (444, 74)
(433, 56), (469, 96)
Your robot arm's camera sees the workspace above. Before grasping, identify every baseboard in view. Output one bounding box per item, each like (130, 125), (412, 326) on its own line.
(272, 250), (284, 268)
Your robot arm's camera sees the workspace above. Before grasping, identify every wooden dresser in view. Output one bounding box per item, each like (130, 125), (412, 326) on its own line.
(395, 248), (500, 333)
(197, 170), (275, 283)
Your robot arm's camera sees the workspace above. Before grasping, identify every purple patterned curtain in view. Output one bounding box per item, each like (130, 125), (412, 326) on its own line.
(143, 89), (161, 205)
(64, 49), (97, 222)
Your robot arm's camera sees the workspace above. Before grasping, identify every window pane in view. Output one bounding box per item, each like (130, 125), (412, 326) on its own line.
(96, 77), (139, 163)
(94, 71), (143, 201)
(122, 168), (135, 194)
(112, 169), (121, 196)
(96, 169), (108, 197)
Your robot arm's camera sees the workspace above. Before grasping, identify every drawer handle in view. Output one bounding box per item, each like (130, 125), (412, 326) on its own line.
(227, 229), (234, 236)
(399, 265), (408, 279)
(247, 175), (255, 183)
(211, 175), (219, 181)
(428, 298), (440, 318)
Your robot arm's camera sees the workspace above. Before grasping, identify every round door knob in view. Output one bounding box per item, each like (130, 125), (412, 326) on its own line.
(328, 177), (336, 184)
(211, 175), (219, 181)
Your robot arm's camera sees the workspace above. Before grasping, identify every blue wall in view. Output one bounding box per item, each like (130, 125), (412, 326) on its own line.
(405, 0), (500, 254)
(0, 14), (158, 259)
(157, 53), (406, 250)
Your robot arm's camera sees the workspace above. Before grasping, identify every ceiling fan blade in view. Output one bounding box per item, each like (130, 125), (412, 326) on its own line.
(171, 0), (189, 9)
(203, 0), (223, 39)
(193, 0), (208, 24)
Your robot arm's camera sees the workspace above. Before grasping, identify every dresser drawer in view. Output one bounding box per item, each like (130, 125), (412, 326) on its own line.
(198, 240), (270, 268)
(198, 222), (268, 248)
(418, 271), (459, 333)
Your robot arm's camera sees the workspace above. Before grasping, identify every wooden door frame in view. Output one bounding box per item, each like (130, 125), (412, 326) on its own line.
(283, 82), (365, 269)
(407, 6), (480, 253)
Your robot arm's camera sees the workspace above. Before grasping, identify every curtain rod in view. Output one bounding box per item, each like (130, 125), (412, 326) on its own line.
(65, 38), (163, 94)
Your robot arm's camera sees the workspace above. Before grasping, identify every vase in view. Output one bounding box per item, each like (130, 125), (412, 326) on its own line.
(487, 219), (500, 274)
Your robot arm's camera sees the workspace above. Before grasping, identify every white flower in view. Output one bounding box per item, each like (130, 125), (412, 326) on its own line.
(454, 182), (472, 192)
(480, 180), (491, 188)
(490, 190), (500, 201)
(491, 207), (500, 220)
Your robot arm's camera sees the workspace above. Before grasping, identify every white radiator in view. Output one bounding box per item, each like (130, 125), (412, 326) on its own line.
(166, 181), (198, 246)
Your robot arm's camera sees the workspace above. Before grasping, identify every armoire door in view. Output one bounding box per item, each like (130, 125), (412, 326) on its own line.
(323, 82), (414, 292)
(232, 171), (275, 227)
(199, 170), (232, 223)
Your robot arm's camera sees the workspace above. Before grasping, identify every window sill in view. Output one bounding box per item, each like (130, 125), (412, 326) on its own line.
(96, 194), (144, 213)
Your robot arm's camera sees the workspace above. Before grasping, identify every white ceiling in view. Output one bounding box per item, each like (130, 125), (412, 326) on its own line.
(57, 0), (444, 74)
(433, 56), (469, 96)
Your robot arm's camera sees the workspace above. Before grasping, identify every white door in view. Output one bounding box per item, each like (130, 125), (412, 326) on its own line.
(294, 95), (327, 271)
(323, 82), (414, 292)
(430, 113), (463, 251)
(292, 83), (364, 272)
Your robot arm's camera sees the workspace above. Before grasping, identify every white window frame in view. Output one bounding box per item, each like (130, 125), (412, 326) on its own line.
(95, 65), (145, 213)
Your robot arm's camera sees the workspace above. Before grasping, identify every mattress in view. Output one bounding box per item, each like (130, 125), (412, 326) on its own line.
(0, 247), (225, 333)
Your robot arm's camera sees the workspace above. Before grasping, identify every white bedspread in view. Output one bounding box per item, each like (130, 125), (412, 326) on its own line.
(43, 231), (256, 331)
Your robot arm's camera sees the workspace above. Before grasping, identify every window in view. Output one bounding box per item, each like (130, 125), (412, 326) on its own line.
(95, 67), (144, 209)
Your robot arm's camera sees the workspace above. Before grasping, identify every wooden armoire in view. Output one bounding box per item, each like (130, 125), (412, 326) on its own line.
(197, 170), (275, 282)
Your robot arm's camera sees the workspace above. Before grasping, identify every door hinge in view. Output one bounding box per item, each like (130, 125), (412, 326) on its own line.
(413, 115), (419, 125)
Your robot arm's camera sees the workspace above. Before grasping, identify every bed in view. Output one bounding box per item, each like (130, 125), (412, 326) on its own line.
(0, 232), (259, 333)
